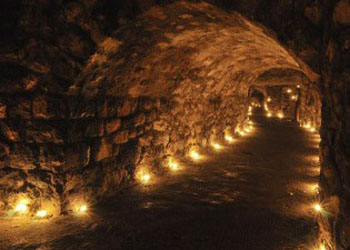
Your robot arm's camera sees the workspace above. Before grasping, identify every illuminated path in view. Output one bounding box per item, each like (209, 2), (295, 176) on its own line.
(0, 111), (320, 250)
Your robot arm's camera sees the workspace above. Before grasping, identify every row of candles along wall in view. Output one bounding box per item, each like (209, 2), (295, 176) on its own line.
(10, 121), (255, 219)
(137, 120), (255, 184)
(262, 94), (327, 250)
(10, 102), (326, 250)
(264, 87), (299, 119)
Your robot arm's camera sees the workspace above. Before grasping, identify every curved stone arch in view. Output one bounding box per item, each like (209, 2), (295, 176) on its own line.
(72, 1), (316, 99)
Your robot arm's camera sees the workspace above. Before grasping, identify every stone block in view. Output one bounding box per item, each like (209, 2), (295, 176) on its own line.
(9, 143), (38, 170)
(113, 130), (129, 144)
(153, 121), (167, 131)
(0, 143), (9, 169)
(128, 129), (137, 139)
(0, 101), (6, 119)
(25, 121), (64, 144)
(118, 100), (132, 117)
(134, 113), (146, 127)
(94, 138), (113, 162)
(85, 121), (104, 137)
(105, 119), (121, 134)
(97, 99), (108, 118)
(8, 98), (32, 119)
(32, 96), (49, 119)
(64, 143), (90, 171)
(0, 121), (20, 142)
(39, 145), (64, 171)
(68, 99), (96, 119)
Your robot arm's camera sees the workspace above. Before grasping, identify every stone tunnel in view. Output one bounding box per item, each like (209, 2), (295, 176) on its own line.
(0, 0), (349, 249)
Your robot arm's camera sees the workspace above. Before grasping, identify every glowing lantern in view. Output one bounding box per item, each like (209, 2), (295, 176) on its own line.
(291, 95), (297, 100)
(297, 85), (300, 88)
(267, 112), (272, 118)
(309, 127), (316, 132)
(304, 123), (311, 129)
(36, 210), (47, 218)
(287, 88), (292, 93)
(277, 112), (284, 119)
(267, 97), (271, 102)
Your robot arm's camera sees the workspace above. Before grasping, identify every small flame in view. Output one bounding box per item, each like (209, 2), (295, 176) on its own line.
(190, 150), (200, 160)
(168, 159), (179, 171)
(212, 143), (222, 150)
(36, 210), (47, 218)
(314, 203), (322, 212)
(225, 134), (234, 143)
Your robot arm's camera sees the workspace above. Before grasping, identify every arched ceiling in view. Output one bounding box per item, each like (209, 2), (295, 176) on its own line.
(71, 1), (317, 98)
(253, 68), (307, 86)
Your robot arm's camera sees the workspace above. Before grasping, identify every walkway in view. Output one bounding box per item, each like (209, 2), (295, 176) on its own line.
(0, 111), (321, 250)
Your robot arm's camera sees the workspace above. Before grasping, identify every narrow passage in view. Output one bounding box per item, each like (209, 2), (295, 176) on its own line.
(0, 110), (321, 250)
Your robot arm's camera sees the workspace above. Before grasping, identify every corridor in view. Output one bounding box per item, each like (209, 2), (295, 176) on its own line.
(0, 110), (321, 250)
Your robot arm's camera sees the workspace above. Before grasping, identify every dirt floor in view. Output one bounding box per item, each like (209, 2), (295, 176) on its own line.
(0, 110), (321, 250)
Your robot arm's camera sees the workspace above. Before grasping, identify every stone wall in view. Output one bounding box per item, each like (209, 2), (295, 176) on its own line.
(319, 0), (350, 249)
(297, 83), (322, 130)
(0, 1), (317, 219)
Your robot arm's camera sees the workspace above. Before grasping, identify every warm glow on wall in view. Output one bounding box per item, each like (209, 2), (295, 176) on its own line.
(314, 203), (322, 212)
(136, 169), (152, 185)
(211, 142), (223, 150)
(190, 150), (200, 160)
(264, 104), (269, 111)
(267, 112), (272, 118)
(277, 112), (284, 119)
(15, 199), (29, 214)
(225, 134), (234, 143)
(304, 123), (311, 129)
(140, 173), (151, 184)
(168, 159), (179, 171)
(36, 210), (48, 218)
(319, 244), (326, 250)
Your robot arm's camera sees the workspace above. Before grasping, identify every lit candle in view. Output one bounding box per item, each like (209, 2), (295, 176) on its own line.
(225, 134), (234, 143)
(168, 159), (179, 171)
(314, 203), (322, 212)
(15, 199), (29, 214)
(190, 150), (200, 160)
(212, 143), (223, 150)
(36, 210), (47, 218)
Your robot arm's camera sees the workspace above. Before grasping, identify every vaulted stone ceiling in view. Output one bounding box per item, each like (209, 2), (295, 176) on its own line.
(70, 1), (316, 98)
